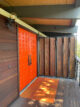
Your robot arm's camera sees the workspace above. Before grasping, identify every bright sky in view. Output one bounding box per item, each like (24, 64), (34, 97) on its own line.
(76, 20), (80, 43)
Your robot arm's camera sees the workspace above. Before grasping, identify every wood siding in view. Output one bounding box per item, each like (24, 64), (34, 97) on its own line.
(45, 38), (50, 76)
(39, 38), (45, 75)
(0, 0), (75, 6)
(22, 18), (72, 26)
(39, 37), (75, 78)
(57, 38), (63, 77)
(0, 16), (18, 106)
(50, 38), (56, 76)
(63, 37), (69, 78)
(69, 37), (75, 78)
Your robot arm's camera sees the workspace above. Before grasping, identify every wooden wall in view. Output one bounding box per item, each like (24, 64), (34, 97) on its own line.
(39, 36), (76, 78)
(0, 16), (18, 106)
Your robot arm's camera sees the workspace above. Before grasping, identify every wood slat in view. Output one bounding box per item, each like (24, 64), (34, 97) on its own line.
(0, 59), (17, 73)
(39, 38), (45, 75)
(50, 38), (56, 76)
(0, 51), (17, 59)
(57, 38), (63, 77)
(45, 38), (50, 76)
(69, 37), (75, 78)
(0, 0), (75, 6)
(63, 37), (69, 78)
(22, 18), (72, 26)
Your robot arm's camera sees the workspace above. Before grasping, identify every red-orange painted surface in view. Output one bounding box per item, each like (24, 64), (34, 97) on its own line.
(18, 27), (37, 91)
(21, 77), (59, 104)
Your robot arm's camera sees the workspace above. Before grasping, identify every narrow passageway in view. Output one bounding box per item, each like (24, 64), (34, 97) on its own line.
(0, 0), (80, 107)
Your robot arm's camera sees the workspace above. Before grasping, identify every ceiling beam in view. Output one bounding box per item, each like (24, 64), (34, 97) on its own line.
(5, 5), (80, 19)
(0, 0), (75, 6)
(33, 25), (78, 33)
(21, 18), (72, 26)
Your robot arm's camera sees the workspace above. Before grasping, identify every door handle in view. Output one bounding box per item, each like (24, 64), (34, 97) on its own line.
(28, 55), (32, 65)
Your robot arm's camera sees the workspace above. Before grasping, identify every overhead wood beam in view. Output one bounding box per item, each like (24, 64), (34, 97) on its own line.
(21, 18), (72, 26)
(33, 25), (78, 33)
(5, 5), (80, 19)
(0, 0), (75, 6)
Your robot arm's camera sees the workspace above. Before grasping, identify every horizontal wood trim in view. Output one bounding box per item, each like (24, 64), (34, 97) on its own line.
(22, 18), (72, 26)
(0, 43), (17, 50)
(0, 59), (17, 73)
(0, 0), (75, 6)
(0, 51), (17, 59)
(0, 73), (17, 84)
(0, 39), (17, 43)
(0, 56), (17, 63)
(0, 67), (17, 80)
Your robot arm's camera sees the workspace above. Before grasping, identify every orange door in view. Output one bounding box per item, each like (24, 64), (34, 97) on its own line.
(18, 27), (37, 91)
(28, 32), (37, 81)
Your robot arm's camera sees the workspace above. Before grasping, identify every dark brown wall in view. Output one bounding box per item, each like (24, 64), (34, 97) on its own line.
(39, 38), (45, 75)
(50, 38), (56, 76)
(39, 37), (76, 78)
(45, 38), (50, 76)
(0, 16), (18, 107)
(57, 38), (63, 77)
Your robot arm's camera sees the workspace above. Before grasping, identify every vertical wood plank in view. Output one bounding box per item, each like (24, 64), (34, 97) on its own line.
(39, 38), (45, 75)
(69, 37), (75, 78)
(45, 38), (50, 76)
(63, 37), (69, 78)
(57, 38), (63, 77)
(50, 38), (56, 76)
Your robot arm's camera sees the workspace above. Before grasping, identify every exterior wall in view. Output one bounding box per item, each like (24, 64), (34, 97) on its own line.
(0, 16), (19, 106)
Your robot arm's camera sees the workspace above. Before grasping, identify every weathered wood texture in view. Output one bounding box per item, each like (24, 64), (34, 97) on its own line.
(45, 38), (50, 76)
(63, 37), (69, 78)
(0, 16), (18, 107)
(69, 37), (75, 78)
(39, 38), (45, 75)
(50, 38), (56, 76)
(39, 37), (75, 78)
(57, 38), (63, 77)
